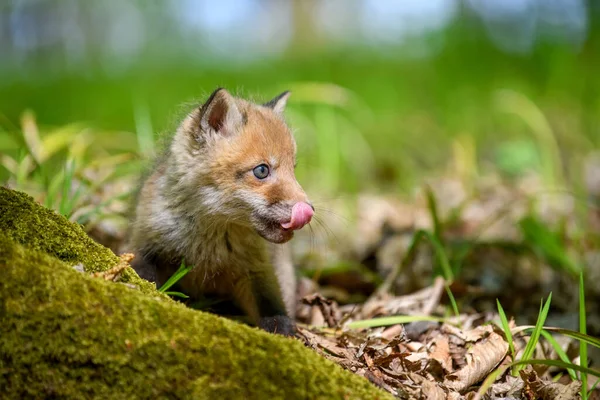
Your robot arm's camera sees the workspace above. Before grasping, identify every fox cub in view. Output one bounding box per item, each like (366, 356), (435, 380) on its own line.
(128, 88), (313, 336)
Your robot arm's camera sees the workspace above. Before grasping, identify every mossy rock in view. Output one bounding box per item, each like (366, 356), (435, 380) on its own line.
(0, 186), (157, 295)
(0, 187), (392, 399)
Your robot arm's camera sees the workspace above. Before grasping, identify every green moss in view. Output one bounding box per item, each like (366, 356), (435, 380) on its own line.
(0, 187), (391, 399)
(0, 235), (391, 399)
(0, 186), (156, 295)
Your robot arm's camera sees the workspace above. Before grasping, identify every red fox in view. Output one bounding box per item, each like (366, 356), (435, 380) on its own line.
(128, 88), (313, 336)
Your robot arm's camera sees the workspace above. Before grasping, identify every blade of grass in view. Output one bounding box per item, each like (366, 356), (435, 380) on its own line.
(497, 299), (516, 362)
(425, 185), (443, 243)
(315, 106), (341, 194)
(421, 230), (454, 282)
(346, 315), (445, 330)
(58, 160), (75, 217)
(15, 151), (32, 188)
(163, 291), (190, 299)
(540, 330), (578, 381)
(589, 379), (600, 394)
(44, 169), (62, 209)
(511, 326), (600, 349)
(519, 215), (580, 276)
(74, 191), (132, 225)
(65, 183), (86, 218)
(494, 89), (564, 189)
(158, 260), (193, 293)
(516, 292), (553, 372)
(21, 110), (43, 164)
(0, 154), (18, 175)
(580, 271), (588, 400)
(375, 228), (424, 295)
(445, 283), (460, 318)
(133, 95), (155, 158)
(39, 124), (82, 163)
(374, 229), (458, 316)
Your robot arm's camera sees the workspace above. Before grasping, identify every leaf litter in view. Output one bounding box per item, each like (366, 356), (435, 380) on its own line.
(290, 172), (600, 399)
(296, 280), (587, 399)
(81, 165), (600, 398)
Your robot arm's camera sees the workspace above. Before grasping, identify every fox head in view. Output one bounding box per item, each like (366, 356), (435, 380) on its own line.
(170, 88), (313, 244)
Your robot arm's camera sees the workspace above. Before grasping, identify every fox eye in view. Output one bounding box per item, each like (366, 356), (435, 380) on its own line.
(252, 164), (270, 179)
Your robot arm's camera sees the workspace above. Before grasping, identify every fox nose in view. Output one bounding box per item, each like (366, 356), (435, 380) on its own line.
(281, 202), (314, 230)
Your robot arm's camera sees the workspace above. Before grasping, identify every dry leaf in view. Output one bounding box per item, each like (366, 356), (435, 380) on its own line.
(444, 331), (509, 393)
(429, 335), (453, 373)
(521, 369), (582, 400)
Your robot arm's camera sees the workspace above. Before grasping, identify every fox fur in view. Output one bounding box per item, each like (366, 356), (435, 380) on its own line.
(127, 89), (312, 336)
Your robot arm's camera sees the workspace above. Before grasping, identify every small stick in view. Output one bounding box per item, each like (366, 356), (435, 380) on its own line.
(92, 253), (135, 282)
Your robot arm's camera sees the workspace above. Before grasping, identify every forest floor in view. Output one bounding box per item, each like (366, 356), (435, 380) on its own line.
(3, 112), (600, 399)
(81, 170), (600, 399)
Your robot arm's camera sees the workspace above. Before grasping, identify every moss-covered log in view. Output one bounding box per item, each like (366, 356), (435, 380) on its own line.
(0, 187), (157, 295)
(0, 187), (391, 399)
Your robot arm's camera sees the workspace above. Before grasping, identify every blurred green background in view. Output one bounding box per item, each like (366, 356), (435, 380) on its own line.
(1, 0), (599, 198)
(2, 1), (600, 342)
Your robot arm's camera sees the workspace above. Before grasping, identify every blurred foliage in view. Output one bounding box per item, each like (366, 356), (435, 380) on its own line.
(2, 2), (600, 352)
(1, 0), (599, 197)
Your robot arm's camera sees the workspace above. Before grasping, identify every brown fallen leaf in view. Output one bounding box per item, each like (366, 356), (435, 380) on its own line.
(309, 305), (326, 327)
(297, 327), (356, 361)
(302, 293), (340, 328)
(421, 379), (447, 400)
(361, 370), (398, 396)
(443, 330), (509, 393)
(381, 324), (405, 341)
(486, 374), (523, 398)
(429, 335), (453, 374)
(406, 372), (451, 400)
(521, 369), (582, 400)
(462, 324), (494, 343)
(446, 391), (463, 400)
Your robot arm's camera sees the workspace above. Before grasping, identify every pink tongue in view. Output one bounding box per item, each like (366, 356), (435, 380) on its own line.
(281, 202), (314, 230)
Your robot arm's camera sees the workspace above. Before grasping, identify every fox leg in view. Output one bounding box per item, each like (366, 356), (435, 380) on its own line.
(232, 268), (295, 336)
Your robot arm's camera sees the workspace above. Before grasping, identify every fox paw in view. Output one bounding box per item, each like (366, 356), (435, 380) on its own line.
(259, 315), (296, 337)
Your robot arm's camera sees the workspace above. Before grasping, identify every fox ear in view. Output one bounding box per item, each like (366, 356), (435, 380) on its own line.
(264, 91), (291, 115)
(199, 88), (243, 136)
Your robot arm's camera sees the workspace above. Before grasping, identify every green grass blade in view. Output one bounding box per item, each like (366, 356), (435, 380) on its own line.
(519, 215), (580, 276)
(15, 152), (32, 188)
(512, 326), (600, 349)
(65, 181), (87, 218)
(133, 96), (155, 158)
(164, 291), (190, 299)
(59, 160), (75, 217)
(517, 359), (600, 377)
(38, 124), (81, 163)
(445, 283), (460, 318)
(589, 379), (600, 395)
(425, 185), (443, 243)
(346, 315), (445, 330)
(517, 293), (552, 371)
(376, 228), (424, 295)
(158, 260), (193, 293)
(580, 271), (588, 400)
(74, 191), (132, 225)
(20, 110), (43, 164)
(375, 229), (455, 297)
(497, 299), (515, 361)
(540, 330), (577, 381)
(420, 230), (454, 282)
(473, 364), (510, 400)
